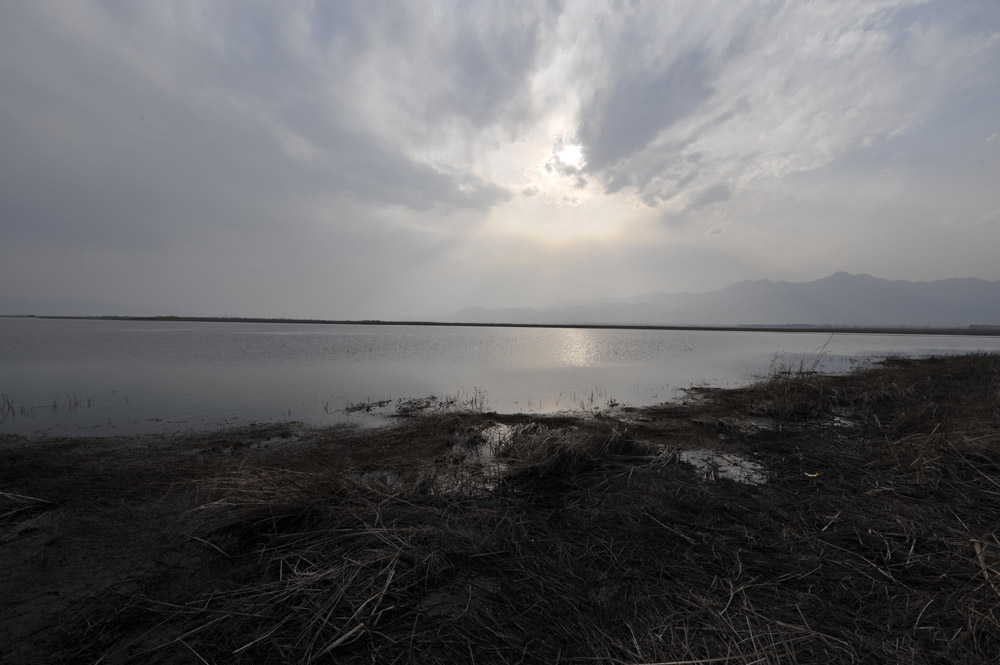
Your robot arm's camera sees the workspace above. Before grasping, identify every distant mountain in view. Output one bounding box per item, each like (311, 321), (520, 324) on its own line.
(451, 273), (1000, 327)
(0, 297), (163, 317)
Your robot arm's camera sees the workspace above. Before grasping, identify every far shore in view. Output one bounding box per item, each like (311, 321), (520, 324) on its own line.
(3, 313), (1000, 336)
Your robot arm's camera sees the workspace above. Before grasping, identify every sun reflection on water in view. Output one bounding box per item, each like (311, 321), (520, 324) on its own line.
(560, 328), (597, 367)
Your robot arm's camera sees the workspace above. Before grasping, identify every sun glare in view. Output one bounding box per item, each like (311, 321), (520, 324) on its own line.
(558, 144), (584, 169)
(560, 328), (596, 367)
(485, 186), (643, 246)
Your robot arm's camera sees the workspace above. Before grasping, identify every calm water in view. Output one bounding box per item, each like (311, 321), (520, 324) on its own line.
(2, 317), (999, 437)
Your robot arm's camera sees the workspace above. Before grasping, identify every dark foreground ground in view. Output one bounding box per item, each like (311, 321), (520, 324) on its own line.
(1, 354), (998, 664)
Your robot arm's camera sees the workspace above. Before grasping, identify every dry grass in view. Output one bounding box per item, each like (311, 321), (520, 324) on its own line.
(6, 354), (999, 664)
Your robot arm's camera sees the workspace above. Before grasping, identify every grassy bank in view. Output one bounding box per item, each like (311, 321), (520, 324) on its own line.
(2, 354), (999, 664)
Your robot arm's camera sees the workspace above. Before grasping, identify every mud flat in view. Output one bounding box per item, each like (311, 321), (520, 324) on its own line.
(2, 354), (999, 664)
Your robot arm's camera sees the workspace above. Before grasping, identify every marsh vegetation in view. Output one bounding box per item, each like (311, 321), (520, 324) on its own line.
(1, 354), (999, 663)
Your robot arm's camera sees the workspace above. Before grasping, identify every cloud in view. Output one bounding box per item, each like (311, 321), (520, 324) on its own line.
(579, 48), (715, 171)
(688, 183), (734, 212)
(562, 1), (1000, 217)
(1, 0), (999, 317)
(0, 2), (519, 253)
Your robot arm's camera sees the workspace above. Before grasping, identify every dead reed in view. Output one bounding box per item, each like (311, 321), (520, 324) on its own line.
(23, 353), (1000, 664)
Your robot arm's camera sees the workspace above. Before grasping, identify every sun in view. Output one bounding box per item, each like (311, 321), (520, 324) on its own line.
(557, 144), (584, 169)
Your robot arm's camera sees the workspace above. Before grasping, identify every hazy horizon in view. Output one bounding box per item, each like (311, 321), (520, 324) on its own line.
(3, 2), (999, 320)
(3, 271), (1000, 329)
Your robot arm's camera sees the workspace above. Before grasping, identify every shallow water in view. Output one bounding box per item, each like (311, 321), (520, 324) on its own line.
(678, 450), (768, 485)
(2, 317), (999, 437)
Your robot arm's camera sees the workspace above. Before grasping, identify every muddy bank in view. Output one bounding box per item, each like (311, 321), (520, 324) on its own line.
(2, 354), (999, 664)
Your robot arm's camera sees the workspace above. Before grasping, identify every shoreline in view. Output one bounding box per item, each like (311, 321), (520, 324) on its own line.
(2, 354), (999, 663)
(3, 313), (1000, 336)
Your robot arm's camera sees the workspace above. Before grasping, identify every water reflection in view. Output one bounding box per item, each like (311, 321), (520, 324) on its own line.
(559, 328), (598, 367)
(3, 317), (1000, 436)
(678, 449), (768, 485)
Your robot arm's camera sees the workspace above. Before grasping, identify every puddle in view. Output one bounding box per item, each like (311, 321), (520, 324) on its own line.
(448, 423), (516, 462)
(830, 408), (857, 429)
(347, 469), (403, 487)
(677, 449), (768, 485)
(435, 423), (524, 494)
(343, 424), (520, 495)
(479, 423), (515, 449)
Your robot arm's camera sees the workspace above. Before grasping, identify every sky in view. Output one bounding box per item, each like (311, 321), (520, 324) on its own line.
(2, 1), (999, 319)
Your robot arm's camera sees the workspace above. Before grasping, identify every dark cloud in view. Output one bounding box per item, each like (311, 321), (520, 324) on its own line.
(579, 48), (715, 172)
(688, 182), (733, 211)
(601, 172), (632, 195)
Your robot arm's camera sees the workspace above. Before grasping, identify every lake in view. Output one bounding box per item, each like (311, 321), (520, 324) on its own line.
(2, 317), (999, 437)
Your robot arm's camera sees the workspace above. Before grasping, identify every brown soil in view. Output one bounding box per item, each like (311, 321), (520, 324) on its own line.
(1, 354), (999, 664)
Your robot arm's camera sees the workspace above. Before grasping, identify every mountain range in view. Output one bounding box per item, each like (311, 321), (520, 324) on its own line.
(451, 273), (1000, 328)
